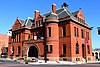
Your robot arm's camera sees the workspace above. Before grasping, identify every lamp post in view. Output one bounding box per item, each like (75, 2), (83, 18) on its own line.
(44, 23), (47, 63)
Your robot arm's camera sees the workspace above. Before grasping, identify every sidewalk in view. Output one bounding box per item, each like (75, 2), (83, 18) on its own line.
(28, 60), (86, 65)
(0, 58), (86, 65)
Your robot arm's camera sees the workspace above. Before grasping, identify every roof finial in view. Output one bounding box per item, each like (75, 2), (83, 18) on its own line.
(62, 3), (68, 8)
(79, 8), (82, 10)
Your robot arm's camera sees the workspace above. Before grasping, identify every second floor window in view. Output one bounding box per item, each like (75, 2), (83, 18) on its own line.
(48, 27), (51, 37)
(74, 27), (76, 37)
(62, 26), (66, 37)
(77, 28), (79, 37)
(86, 32), (89, 40)
(81, 29), (84, 38)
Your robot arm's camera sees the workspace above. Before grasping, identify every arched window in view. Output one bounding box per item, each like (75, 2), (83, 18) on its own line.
(18, 46), (20, 55)
(63, 44), (66, 54)
(76, 43), (79, 54)
(87, 45), (90, 54)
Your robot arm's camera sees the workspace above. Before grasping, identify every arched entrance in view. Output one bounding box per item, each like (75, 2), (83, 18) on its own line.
(28, 46), (38, 58)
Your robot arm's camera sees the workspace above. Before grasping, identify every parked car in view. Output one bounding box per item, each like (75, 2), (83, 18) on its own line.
(1, 53), (8, 58)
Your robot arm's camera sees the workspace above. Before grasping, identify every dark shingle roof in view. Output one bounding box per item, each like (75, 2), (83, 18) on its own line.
(23, 18), (33, 26)
(47, 13), (58, 19)
(43, 8), (79, 21)
(56, 8), (64, 14)
(72, 10), (79, 16)
(58, 11), (69, 19)
(18, 18), (25, 25)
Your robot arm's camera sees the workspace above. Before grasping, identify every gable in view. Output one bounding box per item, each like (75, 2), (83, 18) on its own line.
(12, 19), (22, 31)
(77, 9), (85, 21)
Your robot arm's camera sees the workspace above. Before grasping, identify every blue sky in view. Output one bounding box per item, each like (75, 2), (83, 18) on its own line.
(0, 0), (100, 49)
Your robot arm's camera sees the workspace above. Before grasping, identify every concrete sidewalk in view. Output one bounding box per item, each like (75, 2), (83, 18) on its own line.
(28, 60), (86, 65)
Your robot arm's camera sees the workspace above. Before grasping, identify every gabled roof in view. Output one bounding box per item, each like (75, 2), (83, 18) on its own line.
(58, 10), (69, 19)
(47, 13), (58, 19)
(23, 17), (33, 26)
(18, 18), (24, 24)
(72, 10), (79, 16)
(43, 7), (73, 20)
(17, 17), (33, 26)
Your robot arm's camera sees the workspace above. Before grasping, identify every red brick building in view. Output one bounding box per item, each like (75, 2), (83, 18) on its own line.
(0, 34), (8, 55)
(8, 3), (93, 62)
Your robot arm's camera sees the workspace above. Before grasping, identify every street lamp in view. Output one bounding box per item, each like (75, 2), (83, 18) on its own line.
(43, 23), (47, 63)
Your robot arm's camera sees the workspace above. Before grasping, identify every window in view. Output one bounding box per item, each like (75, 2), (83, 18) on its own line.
(48, 27), (51, 37)
(18, 46), (20, 55)
(87, 45), (90, 54)
(77, 28), (79, 37)
(39, 20), (41, 26)
(62, 26), (66, 37)
(78, 17), (79, 21)
(46, 45), (53, 52)
(36, 21), (38, 27)
(86, 31), (89, 41)
(41, 20), (43, 25)
(40, 31), (44, 39)
(81, 29), (84, 38)
(19, 33), (20, 42)
(12, 46), (14, 54)
(28, 35), (30, 41)
(74, 27), (76, 37)
(76, 43), (79, 54)
(33, 33), (34, 39)
(46, 45), (48, 51)
(50, 45), (53, 52)
(17, 34), (18, 42)
(63, 44), (66, 54)
(88, 32), (89, 40)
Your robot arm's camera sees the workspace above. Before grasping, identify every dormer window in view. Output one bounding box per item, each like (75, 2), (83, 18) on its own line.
(36, 19), (43, 27)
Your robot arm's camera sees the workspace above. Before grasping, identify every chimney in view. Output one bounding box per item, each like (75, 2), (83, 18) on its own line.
(52, 3), (56, 13)
(34, 10), (40, 19)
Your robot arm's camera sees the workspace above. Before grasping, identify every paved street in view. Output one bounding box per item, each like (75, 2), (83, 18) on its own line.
(0, 59), (100, 67)
(0, 64), (100, 67)
(0, 60), (22, 64)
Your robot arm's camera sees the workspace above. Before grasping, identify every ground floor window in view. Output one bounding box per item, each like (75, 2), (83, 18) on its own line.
(63, 44), (66, 54)
(76, 43), (79, 54)
(46, 45), (53, 52)
(18, 46), (20, 55)
(87, 45), (90, 54)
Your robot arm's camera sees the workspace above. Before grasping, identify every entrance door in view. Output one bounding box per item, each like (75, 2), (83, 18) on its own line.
(28, 46), (38, 58)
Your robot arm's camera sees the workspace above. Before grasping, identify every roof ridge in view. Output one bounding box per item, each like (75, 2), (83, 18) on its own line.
(43, 8), (64, 15)
(71, 10), (79, 13)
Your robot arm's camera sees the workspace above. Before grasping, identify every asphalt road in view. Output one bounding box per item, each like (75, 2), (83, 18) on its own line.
(0, 64), (100, 67)
(0, 60), (22, 64)
(0, 59), (100, 67)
